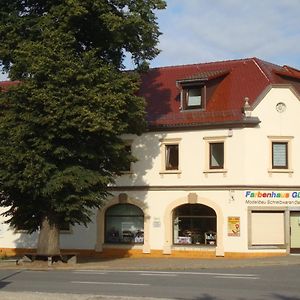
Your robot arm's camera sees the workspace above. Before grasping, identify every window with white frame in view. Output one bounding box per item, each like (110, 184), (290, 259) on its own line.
(160, 139), (181, 173)
(268, 136), (293, 172)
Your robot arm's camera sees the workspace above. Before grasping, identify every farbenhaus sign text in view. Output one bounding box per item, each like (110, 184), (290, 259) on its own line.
(245, 191), (300, 205)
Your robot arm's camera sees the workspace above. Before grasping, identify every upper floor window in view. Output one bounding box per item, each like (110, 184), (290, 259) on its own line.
(203, 136), (227, 173)
(120, 141), (133, 173)
(272, 142), (288, 169)
(160, 138), (181, 174)
(268, 136), (293, 173)
(165, 144), (179, 170)
(209, 142), (224, 169)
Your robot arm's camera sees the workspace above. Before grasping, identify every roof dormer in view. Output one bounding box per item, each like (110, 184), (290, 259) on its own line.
(177, 80), (206, 111)
(176, 69), (229, 112)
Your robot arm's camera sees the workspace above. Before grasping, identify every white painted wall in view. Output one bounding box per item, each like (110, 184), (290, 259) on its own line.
(1, 86), (300, 254)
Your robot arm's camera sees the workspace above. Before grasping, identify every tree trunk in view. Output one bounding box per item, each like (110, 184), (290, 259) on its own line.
(37, 216), (60, 255)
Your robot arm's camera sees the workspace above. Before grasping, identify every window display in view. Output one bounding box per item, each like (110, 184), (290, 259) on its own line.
(173, 204), (216, 245)
(105, 204), (144, 244)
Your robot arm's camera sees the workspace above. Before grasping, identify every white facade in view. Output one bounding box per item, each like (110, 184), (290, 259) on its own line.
(1, 86), (300, 257)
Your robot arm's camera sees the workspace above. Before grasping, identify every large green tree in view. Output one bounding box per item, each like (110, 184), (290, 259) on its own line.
(0, 0), (166, 255)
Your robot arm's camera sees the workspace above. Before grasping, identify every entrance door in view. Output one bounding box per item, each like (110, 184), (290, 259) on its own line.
(290, 212), (300, 253)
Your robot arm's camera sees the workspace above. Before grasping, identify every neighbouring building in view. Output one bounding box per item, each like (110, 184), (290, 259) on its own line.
(1, 57), (300, 258)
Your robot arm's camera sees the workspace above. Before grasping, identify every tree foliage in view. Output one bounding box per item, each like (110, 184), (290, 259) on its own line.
(0, 0), (166, 237)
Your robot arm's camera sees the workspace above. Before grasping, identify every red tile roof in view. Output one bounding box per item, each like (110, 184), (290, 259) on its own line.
(139, 58), (300, 129)
(1, 58), (300, 130)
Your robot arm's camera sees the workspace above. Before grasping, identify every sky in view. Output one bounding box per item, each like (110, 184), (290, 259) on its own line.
(1, 0), (300, 81)
(148, 0), (300, 69)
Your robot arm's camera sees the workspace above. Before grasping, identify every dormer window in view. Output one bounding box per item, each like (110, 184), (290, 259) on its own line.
(183, 85), (205, 110)
(177, 69), (229, 112)
(187, 88), (202, 107)
(180, 84), (206, 111)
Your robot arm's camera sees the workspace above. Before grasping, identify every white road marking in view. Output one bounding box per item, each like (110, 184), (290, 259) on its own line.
(140, 273), (177, 277)
(72, 281), (150, 286)
(73, 270), (258, 278)
(214, 276), (259, 280)
(73, 271), (107, 275)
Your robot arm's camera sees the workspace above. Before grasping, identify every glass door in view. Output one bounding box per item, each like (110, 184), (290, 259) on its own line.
(290, 212), (300, 253)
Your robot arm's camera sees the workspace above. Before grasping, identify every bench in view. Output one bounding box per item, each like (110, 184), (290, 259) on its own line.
(20, 253), (77, 265)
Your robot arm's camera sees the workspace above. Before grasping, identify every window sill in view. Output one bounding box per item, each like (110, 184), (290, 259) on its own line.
(180, 108), (206, 112)
(203, 169), (227, 174)
(268, 169), (293, 174)
(172, 245), (216, 251)
(160, 170), (182, 175)
(103, 243), (143, 249)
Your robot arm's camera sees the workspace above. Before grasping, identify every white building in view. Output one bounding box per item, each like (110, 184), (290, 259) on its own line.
(1, 58), (300, 258)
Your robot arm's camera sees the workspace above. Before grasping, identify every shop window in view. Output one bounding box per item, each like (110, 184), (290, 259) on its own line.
(209, 142), (224, 169)
(59, 220), (71, 233)
(105, 204), (144, 244)
(173, 204), (217, 246)
(250, 210), (285, 247)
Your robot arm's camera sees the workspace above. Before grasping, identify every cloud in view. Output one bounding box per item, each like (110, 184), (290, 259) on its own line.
(152, 0), (300, 69)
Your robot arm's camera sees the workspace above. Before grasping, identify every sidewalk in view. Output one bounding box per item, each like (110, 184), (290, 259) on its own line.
(0, 292), (173, 300)
(1, 254), (300, 270)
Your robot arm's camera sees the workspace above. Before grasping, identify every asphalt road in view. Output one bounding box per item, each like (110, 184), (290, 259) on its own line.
(0, 266), (300, 300)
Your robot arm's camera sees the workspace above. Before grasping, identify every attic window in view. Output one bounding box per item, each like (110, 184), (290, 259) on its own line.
(188, 88), (201, 106)
(181, 85), (206, 110)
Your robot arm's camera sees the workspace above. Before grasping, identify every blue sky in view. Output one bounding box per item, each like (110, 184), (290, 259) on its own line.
(1, 0), (299, 81)
(148, 0), (300, 69)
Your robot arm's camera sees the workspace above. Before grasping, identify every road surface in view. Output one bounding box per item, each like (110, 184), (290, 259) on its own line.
(0, 265), (299, 299)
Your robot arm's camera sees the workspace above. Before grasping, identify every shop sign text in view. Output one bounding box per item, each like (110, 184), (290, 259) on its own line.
(245, 191), (300, 205)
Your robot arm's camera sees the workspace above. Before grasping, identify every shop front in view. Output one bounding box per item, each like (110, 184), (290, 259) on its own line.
(246, 190), (300, 254)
